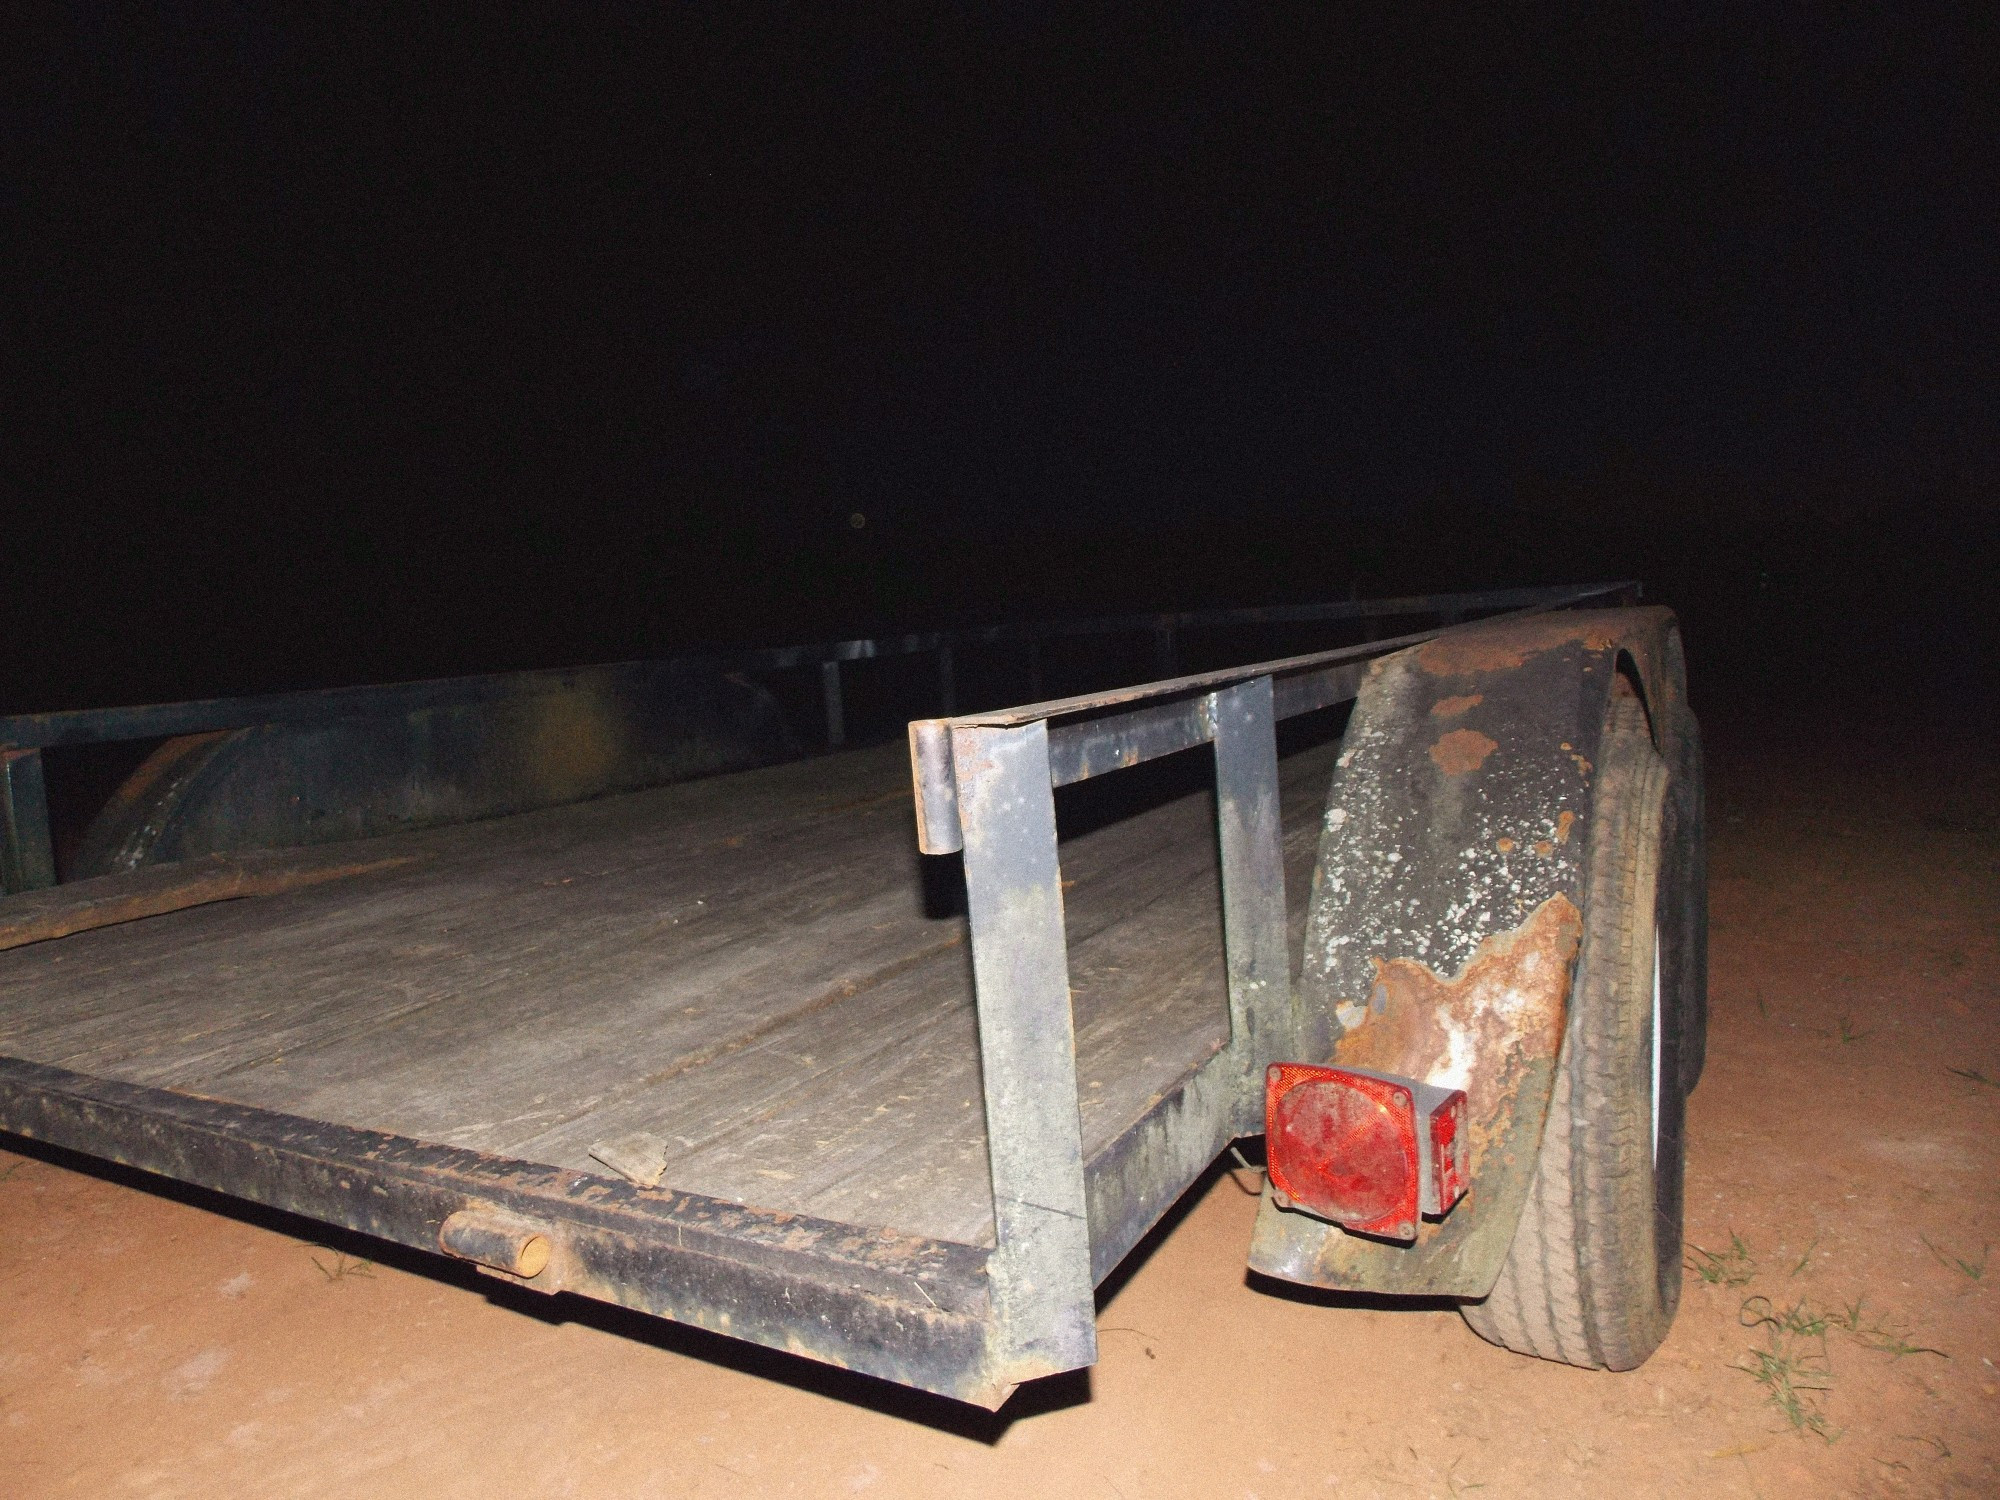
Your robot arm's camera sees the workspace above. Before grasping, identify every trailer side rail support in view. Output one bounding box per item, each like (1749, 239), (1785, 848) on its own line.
(952, 721), (1097, 1378)
(0, 748), (56, 894)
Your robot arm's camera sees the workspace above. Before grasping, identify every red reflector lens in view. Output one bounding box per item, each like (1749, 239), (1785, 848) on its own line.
(1427, 1088), (1469, 1215)
(1265, 1063), (1420, 1239)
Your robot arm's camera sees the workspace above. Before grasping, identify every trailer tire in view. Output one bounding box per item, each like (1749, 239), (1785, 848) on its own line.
(1461, 680), (1687, 1370)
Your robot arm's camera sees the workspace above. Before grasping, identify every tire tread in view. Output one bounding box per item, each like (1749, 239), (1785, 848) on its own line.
(1463, 690), (1679, 1371)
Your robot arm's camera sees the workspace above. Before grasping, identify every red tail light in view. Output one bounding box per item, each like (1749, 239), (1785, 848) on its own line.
(1427, 1084), (1468, 1214)
(1265, 1063), (1469, 1241)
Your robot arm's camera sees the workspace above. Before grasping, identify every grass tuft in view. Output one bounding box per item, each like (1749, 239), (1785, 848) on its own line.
(1791, 1236), (1819, 1278)
(309, 1250), (377, 1284)
(1739, 1341), (1839, 1442)
(1688, 1231), (1757, 1287)
(1735, 1288), (1948, 1441)
(1741, 1295), (1829, 1340)
(1922, 1236), (1989, 1282)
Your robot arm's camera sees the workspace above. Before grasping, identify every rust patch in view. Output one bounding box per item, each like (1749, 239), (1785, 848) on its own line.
(1495, 836), (1516, 853)
(1532, 839), (1554, 857)
(1429, 729), (1499, 775)
(1332, 894), (1582, 1170)
(1416, 612), (1624, 676)
(523, 693), (630, 803)
(1430, 694), (1484, 719)
(1555, 810), (1578, 843)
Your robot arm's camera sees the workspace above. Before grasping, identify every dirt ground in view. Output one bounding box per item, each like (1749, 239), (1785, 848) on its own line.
(3, 711), (1996, 1499)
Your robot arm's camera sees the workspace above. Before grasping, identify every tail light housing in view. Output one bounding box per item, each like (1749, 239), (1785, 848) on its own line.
(1265, 1063), (1469, 1241)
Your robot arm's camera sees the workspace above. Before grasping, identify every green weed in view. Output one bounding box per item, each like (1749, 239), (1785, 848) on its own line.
(1739, 1341), (1839, 1442)
(1736, 1288), (1949, 1442)
(1688, 1231), (1757, 1287)
(309, 1251), (376, 1284)
(1923, 1236), (1989, 1282)
(1741, 1296), (1829, 1340)
(1946, 1066), (1999, 1091)
(1851, 1327), (1948, 1360)
(1835, 1016), (1873, 1044)
(1750, 1293), (1946, 1360)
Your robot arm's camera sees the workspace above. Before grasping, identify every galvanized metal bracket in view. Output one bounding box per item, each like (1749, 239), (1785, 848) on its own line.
(1211, 677), (1292, 1128)
(937, 677), (1299, 1375)
(950, 721), (1098, 1383)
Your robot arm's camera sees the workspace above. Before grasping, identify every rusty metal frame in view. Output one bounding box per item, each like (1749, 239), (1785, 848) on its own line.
(1, 581), (1637, 1406)
(907, 582), (1637, 1362)
(0, 1057), (1012, 1403)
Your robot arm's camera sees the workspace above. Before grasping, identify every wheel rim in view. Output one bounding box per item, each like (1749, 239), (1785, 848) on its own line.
(1650, 919), (1663, 1167)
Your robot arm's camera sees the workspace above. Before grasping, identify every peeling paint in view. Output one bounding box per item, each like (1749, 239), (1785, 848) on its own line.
(1331, 894), (1581, 1169)
(1430, 729), (1499, 775)
(1416, 613), (1624, 676)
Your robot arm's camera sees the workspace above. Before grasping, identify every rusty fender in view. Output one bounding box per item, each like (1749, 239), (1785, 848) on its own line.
(1249, 607), (1699, 1298)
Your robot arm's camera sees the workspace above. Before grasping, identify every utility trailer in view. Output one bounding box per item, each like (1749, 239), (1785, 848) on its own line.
(0, 584), (1704, 1407)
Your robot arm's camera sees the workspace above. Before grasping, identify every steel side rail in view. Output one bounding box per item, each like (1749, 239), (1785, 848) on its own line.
(0, 584), (1630, 753)
(0, 583), (1631, 896)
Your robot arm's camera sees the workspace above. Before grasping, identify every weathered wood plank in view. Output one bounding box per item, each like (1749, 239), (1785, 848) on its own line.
(0, 849), (430, 951)
(0, 735), (1341, 1246)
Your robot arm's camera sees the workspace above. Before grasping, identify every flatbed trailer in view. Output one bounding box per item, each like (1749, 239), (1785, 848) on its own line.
(0, 583), (1705, 1407)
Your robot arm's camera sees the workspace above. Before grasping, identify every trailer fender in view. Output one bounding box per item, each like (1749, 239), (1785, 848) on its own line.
(1249, 607), (1700, 1298)
(72, 664), (797, 875)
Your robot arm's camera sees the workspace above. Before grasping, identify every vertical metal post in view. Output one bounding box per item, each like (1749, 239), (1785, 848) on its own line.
(1351, 582), (1379, 642)
(820, 660), (845, 748)
(1209, 679), (1290, 1131)
(937, 643), (956, 716)
(1, 747), (57, 893)
(950, 721), (1096, 1382)
(1153, 622), (1177, 679)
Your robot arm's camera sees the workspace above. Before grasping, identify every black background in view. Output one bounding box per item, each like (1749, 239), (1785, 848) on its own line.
(8, 7), (1994, 720)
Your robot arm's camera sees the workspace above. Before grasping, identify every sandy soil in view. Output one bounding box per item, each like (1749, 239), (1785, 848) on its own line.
(3, 715), (1996, 1499)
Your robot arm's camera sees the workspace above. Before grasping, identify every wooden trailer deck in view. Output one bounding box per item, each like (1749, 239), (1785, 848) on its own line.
(0, 736), (1338, 1249)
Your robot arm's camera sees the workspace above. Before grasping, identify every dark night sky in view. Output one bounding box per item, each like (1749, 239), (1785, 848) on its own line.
(8, 7), (1994, 714)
